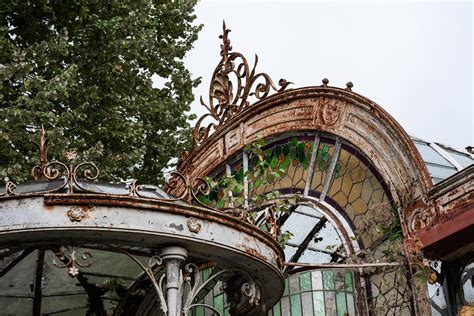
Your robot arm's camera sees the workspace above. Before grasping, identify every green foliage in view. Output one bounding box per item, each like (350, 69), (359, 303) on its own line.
(202, 136), (300, 248)
(0, 0), (202, 184)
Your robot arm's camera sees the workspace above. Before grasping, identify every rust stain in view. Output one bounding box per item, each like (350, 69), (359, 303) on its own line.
(237, 243), (269, 262)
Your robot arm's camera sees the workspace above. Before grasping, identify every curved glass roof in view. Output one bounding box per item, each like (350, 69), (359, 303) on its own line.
(411, 136), (473, 184)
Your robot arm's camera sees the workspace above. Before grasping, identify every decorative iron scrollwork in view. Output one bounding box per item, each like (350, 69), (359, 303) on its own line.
(1, 177), (16, 197)
(53, 245), (93, 277)
(192, 21), (292, 146)
(118, 245), (263, 316)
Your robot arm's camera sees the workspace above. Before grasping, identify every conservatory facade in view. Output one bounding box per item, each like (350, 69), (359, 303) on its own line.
(1, 23), (473, 315)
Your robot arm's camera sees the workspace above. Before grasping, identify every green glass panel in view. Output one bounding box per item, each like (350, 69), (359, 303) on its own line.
(271, 156), (279, 169)
(217, 199), (225, 209)
(224, 308), (230, 316)
(291, 137), (298, 147)
(335, 162), (341, 178)
(290, 294), (302, 316)
(275, 145), (282, 157)
(335, 271), (345, 291)
(336, 292), (347, 316)
(299, 272), (312, 292)
(297, 143), (305, 160)
(254, 178), (262, 189)
(273, 301), (281, 316)
(265, 149), (273, 162)
(280, 157), (291, 170)
(203, 268), (211, 281)
(282, 144), (290, 155)
(195, 306), (204, 316)
(344, 272), (354, 292)
(289, 147), (296, 160)
(234, 169), (243, 182)
(313, 291), (325, 316)
(214, 294), (224, 314)
(283, 278), (289, 296)
(319, 160), (327, 171)
(323, 271), (334, 290)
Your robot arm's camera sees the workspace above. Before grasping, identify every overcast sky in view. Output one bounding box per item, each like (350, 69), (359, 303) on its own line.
(180, 0), (473, 151)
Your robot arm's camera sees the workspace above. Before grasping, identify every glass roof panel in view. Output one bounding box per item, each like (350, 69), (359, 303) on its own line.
(426, 164), (458, 181)
(414, 142), (455, 168)
(41, 251), (88, 296)
(445, 150), (474, 168)
(283, 245), (298, 261)
(307, 221), (343, 252)
(0, 249), (38, 296)
(298, 249), (332, 263)
(280, 209), (322, 245)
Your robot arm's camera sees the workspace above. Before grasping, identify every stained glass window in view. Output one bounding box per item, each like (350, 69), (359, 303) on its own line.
(268, 270), (356, 316)
(197, 132), (421, 316)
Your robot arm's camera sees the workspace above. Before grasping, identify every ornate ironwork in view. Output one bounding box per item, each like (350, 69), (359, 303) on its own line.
(192, 21), (292, 146)
(1, 177), (16, 197)
(117, 246), (262, 316)
(31, 125), (50, 181)
(0, 128), (287, 247)
(53, 245), (93, 277)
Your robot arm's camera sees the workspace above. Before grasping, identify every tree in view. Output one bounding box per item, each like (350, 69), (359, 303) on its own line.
(0, 0), (201, 184)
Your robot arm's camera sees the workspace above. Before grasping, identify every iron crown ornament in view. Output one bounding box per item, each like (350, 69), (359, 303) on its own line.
(192, 21), (292, 146)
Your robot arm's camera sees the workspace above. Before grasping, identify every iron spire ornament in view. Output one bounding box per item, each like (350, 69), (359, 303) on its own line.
(192, 21), (292, 146)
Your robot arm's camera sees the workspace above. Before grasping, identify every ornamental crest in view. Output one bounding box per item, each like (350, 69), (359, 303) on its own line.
(192, 21), (292, 146)
(313, 97), (346, 126)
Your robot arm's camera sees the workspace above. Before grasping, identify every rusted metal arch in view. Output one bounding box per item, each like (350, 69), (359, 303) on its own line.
(178, 85), (433, 209)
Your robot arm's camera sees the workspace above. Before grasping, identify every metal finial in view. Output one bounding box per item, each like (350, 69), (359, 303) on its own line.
(322, 78), (329, 87)
(31, 125), (50, 181)
(192, 22), (292, 147)
(346, 81), (354, 91)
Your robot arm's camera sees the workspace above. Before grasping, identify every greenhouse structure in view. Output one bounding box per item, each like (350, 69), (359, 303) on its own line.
(0, 23), (472, 316)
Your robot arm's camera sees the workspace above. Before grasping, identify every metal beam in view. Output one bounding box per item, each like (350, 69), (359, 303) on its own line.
(32, 249), (45, 316)
(0, 248), (35, 278)
(288, 217), (328, 266)
(243, 151), (249, 210)
(319, 138), (342, 202)
(304, 134), (321, 197)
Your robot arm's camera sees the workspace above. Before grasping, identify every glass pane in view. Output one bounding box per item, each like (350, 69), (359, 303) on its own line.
(426, 164), (458, 180)
(289, 274), (300, 294)
(462, 262), (474, 303)
(284, 245), (298, 262)
(300, 272), (312, 292)
(301, 292), (313, 315)
(213, 294), (224, 314)
(311, 271), (323, 290)
(273, 301), (281, 316)
(415, 142), (455, 167)
(281, 211), (321, 245)
(347, 293), (356, 315)
(281, 296), (290, 315)
(308, 221), (343, 252)
(325, 291), (337, 316)
(344, 272), (354, 292)
(298, 249), (332, 263)
(336, 292), (347, 316)
(313, 291), (325, 316)
(323, 271), (335, 290)
(446, 150), (474, 168)
(290, 294), (302, 316)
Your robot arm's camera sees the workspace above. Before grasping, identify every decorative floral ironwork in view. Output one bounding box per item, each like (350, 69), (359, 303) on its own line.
(66, 206), (90, 222)
(186, 217), (201, 233)
(0, 128), (287, 248)
(117, 246), (262, 316)
(53, 245), (93, 277)
(1, 177), (16, 197)
(192, 21), (292, 146)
